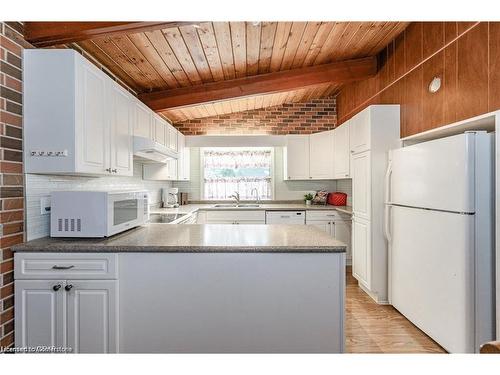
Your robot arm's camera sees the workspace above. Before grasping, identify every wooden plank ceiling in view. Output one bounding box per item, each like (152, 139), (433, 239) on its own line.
(75, 22), (409, 122)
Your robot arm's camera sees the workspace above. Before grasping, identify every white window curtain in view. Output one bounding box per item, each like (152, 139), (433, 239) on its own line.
(203, 149), (272, 200)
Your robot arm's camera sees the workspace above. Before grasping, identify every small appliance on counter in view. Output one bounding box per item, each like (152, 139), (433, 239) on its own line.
(328, 192), (347, 206)
(50, 190), (149, 238)
(179, 192), (188, 205)
(162, 187), (179, 208)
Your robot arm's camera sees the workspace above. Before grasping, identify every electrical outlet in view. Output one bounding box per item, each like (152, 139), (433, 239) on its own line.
(40, 196), (51, 215)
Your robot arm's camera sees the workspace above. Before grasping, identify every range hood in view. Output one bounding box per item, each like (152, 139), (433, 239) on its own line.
(133, 136), (178, 163)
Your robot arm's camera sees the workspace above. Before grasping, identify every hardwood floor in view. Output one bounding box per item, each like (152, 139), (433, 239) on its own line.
(345, 267), (446, 353)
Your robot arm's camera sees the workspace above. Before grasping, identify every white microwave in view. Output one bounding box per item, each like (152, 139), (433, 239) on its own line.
(50, 190), (149, 237)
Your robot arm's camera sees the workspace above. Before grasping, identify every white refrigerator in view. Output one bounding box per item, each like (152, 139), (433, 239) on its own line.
(385, 132), (495, 353)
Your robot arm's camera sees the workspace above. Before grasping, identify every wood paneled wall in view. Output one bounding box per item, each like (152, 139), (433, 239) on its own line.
(336, 22), (500, 138)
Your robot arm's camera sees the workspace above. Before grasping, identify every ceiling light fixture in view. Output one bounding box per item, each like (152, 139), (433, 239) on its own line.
(428, 76), (442, 93)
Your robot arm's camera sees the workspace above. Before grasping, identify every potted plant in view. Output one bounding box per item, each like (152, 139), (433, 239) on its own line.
(304, 193), (314, 206)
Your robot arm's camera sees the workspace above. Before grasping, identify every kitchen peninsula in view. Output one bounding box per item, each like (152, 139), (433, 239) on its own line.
(13, 224), (346, 353)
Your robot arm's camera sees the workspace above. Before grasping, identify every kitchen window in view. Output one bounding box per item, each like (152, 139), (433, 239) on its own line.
(201, 148), (273, 200)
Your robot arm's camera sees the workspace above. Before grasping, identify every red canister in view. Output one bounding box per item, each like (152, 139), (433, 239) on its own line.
(328, 192), (347, 206)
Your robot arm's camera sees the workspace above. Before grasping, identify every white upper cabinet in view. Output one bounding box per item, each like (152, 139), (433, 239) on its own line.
(167, 124), (178, 151)
(177, 132), (190, 181)
(108, 83), (133, 176)
(133, 100), (153, 139)
(284, 135), (310, 180)
(24, 49), (135, 176)
(333, 123), (350, 179)
(349, 109), (371, 154)
(153, 114), (167, 146)
(309, 130), (334, 179)
(75, 59), (108, 174)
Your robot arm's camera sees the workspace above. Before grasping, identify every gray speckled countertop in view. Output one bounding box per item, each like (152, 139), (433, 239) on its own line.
(151, 203), (353, 216)
(12, 224), (346, 253)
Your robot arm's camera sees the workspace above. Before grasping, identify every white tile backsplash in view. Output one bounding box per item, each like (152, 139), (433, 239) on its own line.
(335, 179), (352, 206)
(25, 162), (171, 241)
(173, 147), (338, 201)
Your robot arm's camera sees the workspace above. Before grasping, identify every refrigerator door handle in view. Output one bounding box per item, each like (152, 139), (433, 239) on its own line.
(384, 205), (392, 243)
(384, 160), (393, 243)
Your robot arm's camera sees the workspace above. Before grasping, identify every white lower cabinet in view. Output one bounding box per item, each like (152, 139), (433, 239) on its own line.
(306, 211), (352, 263)
(205, 210), (266, 224)
(66, 280), (118, 353)
(15, 253), (119, 353)
(15, 280), (66, 349)
(352, 216), (371, 289)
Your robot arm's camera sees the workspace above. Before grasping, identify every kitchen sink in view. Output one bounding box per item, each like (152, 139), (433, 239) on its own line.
(213, 204), (261, 208)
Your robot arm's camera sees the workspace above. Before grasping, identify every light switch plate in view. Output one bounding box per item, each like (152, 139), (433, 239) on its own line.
(40, 196), (51, 215)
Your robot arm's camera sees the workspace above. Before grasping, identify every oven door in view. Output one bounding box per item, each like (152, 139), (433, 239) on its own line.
(107, 192), (146, 236)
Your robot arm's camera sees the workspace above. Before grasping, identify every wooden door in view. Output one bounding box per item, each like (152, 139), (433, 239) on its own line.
(285, 135), (310, 180)
(15, 280), (66, 350)
(66, 280), (118, 353)
(309, 131), (334, 179)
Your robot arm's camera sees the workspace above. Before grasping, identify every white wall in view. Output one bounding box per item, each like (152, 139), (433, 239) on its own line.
(173, 147), (340, 201)
(25, 162), (171, 240)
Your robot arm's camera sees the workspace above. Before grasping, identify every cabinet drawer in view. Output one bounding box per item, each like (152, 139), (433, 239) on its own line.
(205, 210), (265, 223)
(14, 253), (118, 280)
(306, 210), (343, 221)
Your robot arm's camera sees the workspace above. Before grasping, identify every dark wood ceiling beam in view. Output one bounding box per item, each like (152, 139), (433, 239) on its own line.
(24, 22), (200, 47)
(139, 56), (377, 111)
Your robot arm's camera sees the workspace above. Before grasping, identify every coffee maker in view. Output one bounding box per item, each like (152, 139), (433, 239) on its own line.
(161, 187), (179, 208)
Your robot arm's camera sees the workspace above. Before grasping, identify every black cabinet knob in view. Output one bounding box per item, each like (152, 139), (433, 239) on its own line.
(65, 284), (73, 292)
(52, 284), (62, 291)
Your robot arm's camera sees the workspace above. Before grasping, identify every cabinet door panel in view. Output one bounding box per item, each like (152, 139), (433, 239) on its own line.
(167, 125), (178, 151)
(352, 151), (371, 220)
(333, 124), (350, 179)
(309, 131), (334, 179)
(306, 221), (331, 235)
(349, 109), (371, 154)
(285, 135), (310, 180)
(109, 85), (133, 176)
(78, 62), (108, 173)
(15, 280), (66, 350)
(66, 280), (118, 353)
(134, 101), (152, 139)
(352, 218), (371, 288)
(153, 116), (167, 146)
(332, 220), (352, 262)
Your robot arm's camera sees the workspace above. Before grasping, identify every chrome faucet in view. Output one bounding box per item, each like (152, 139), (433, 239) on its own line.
(251, 188), (260, 204)
(229, 191), (240, 205)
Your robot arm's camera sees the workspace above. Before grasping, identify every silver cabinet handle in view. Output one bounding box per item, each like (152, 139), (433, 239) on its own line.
(105, 168), (111, 172)
(52, 265), (75, 270)
(112, 169), (118, 173)
(52, 284), (62, 291)
(65, 284), (73, 292)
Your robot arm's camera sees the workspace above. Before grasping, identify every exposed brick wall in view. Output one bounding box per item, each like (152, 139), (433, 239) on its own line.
(0, 21), (27, 350)
(173, 98), (337, 135)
